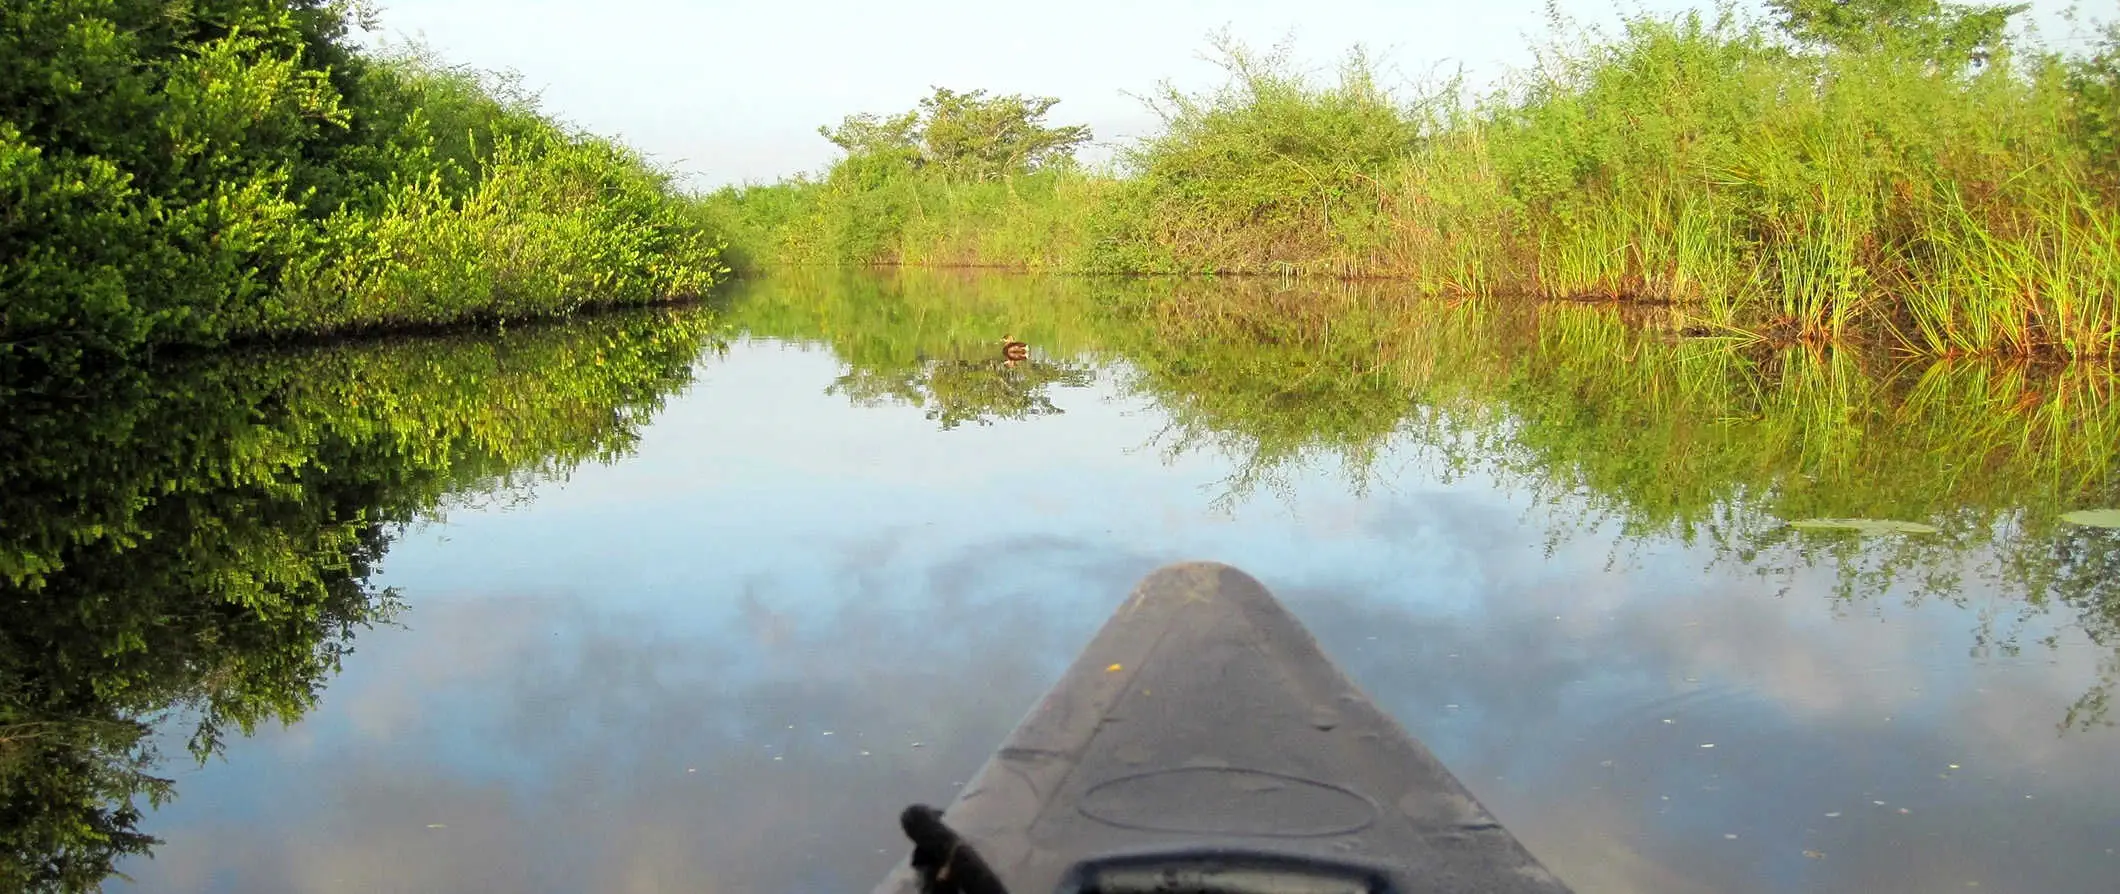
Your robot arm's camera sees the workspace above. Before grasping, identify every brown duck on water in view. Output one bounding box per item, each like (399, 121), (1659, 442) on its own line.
(1000, 335), (1029, 366)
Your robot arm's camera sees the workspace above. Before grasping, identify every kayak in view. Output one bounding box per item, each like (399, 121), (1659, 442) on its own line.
(873, 561), (1576, 894)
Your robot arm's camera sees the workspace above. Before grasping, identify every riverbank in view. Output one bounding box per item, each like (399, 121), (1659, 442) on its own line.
(698, 4), (2120, 358)
(1, 3), (726, 382)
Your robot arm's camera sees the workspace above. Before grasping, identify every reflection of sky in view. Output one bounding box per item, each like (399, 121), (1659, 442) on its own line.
(124, 340), (2119, 893)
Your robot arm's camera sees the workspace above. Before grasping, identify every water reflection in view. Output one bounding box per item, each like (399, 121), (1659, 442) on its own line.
(4, 269), (2116, 893)
(0, 309), (718, 890)
(115, 345), (2118, 892)
(732, 269), (2120, 730)
(827, 351), (1097, 430)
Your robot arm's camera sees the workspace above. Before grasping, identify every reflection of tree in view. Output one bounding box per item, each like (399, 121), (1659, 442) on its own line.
(2018, 526), (2120, 731)
(0, 309), (717, 891)
(827, 354), (1096, 430)
(721, 267), (1125, 430)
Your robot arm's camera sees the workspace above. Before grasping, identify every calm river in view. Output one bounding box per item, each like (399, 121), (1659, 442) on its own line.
(8, 271), (2113, 893)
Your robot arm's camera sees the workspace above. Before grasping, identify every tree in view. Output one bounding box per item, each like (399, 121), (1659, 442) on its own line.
(914, 88), (1092, 180)
(1765, 0), (2031, 64)
(817, 110), (921, 163)
(816, 87), (1091, 181)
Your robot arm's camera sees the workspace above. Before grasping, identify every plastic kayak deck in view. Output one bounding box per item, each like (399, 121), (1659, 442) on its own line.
(872, 561), (1576, 894)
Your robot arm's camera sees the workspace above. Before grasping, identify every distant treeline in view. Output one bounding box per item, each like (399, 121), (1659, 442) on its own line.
(698, 0), (2120, 358)
(1, 0), (726, 379)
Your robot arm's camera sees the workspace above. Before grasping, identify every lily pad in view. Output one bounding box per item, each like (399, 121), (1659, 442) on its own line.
(1787, 518), (1940, 535)
(2059, 509), (2120, 529)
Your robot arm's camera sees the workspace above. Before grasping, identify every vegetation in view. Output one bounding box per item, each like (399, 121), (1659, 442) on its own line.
(702, 0), (2120, 357)
(0, 308), (721, 891)
(0, 1), (724, 381)
(698, 85), (1098, 273)
(8, 0), (2116, 886)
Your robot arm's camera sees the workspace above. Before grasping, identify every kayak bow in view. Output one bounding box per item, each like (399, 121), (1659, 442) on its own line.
(874, 561), (1575, 894)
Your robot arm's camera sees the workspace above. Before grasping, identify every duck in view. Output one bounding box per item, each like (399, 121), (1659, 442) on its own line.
(1000, 335), (1029, 364)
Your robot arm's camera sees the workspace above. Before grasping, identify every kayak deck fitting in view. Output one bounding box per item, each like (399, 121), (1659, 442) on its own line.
(874, 561), (1576, 894)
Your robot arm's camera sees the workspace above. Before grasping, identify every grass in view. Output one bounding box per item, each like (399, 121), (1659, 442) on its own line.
(698, 3), (2120, 358)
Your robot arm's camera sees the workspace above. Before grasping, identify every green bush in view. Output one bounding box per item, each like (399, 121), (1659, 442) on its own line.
(0, 2), (724, 379)
(1105, 37), (1423, 274)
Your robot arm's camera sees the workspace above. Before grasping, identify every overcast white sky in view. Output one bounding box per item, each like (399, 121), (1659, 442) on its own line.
(351, 0), (2100, 189)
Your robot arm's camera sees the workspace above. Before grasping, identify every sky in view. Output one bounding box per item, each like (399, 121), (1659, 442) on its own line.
(349, 0), (2100, 189)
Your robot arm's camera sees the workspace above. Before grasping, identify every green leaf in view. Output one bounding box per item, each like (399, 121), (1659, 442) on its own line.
(1787, 517), (1940, 535)
(2059, 509), (2120, 529)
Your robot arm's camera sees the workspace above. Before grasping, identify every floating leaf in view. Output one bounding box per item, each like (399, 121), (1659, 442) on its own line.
(2059, 509), (2120, 529)
(1788, 518), (1939, 535)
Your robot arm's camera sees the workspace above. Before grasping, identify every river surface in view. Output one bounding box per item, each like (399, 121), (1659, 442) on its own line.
(7, 271), (2115, 893)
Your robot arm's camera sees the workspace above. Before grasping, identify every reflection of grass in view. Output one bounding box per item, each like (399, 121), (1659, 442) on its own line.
(725, 268), (2120, 731)
(1102, 279), (1454, 506)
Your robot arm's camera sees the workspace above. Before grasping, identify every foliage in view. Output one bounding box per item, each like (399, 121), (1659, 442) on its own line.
(1097, 35), (1424, 274)
(705, 2), (2120, 359)
(0, 307), (721, 891)
(697, 167), (1103, 271)
(0, 2), (722, 377)
(694, 86), (1096, 269)
(818, 86), (1092, 182)
(2064, 19), (2120, 184)
(1765, 0), (2030, 63)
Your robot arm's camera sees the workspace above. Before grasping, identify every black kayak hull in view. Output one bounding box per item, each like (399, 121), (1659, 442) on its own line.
(873, 561), (1575, 894)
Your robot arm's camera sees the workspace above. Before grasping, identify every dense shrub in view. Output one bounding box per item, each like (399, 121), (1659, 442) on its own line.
(0, 2), (724, 381)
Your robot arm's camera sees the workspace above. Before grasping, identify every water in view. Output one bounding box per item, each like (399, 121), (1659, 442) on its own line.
(6, 272), (2117, 893)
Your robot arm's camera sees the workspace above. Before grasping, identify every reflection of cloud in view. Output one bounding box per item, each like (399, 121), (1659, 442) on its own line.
(1290, 496), (2120, 894)
(130, 538), (1160, 894)
(339, 600), (557, 744)
(133, 519), (2120, 894)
